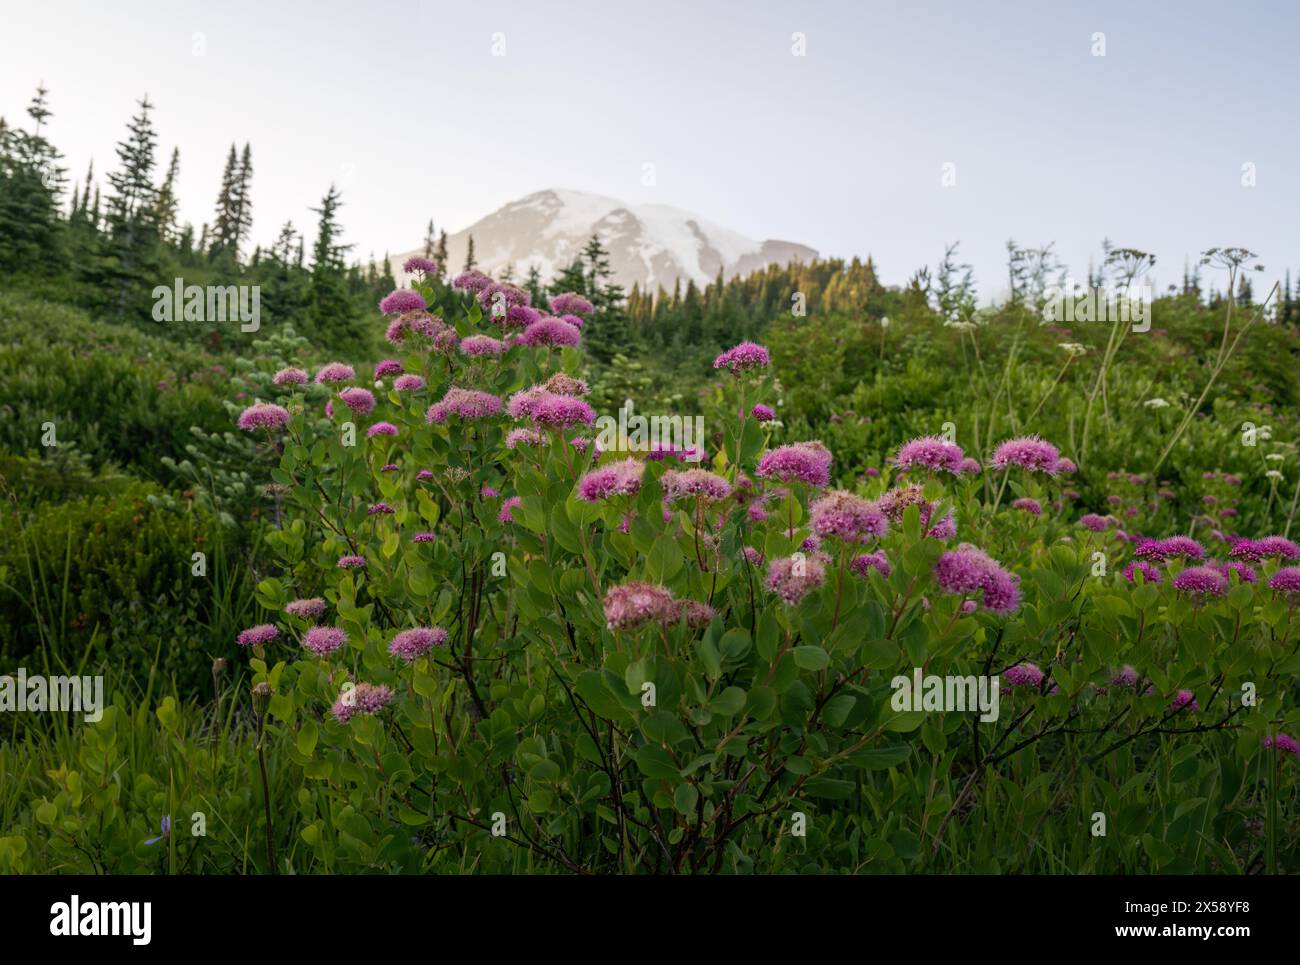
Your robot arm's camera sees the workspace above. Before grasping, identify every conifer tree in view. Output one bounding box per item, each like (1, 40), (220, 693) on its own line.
(0, 85), (67, 272)
(99, 94), (162, 316)
(464, 235), (477, 271)
(153, 146), (181, 246)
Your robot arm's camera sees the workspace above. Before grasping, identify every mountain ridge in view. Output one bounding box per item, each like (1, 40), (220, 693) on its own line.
(389, 188), (816, 291)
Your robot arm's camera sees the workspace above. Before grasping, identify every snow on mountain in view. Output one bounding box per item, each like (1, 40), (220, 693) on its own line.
(388, 188), (816, 292)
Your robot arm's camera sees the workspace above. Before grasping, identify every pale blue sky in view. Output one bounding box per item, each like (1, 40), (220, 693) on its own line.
(2, 0), (1297, 297)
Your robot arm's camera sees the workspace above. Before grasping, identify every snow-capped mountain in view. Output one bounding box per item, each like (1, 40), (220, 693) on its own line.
(389, 188), (816, 291)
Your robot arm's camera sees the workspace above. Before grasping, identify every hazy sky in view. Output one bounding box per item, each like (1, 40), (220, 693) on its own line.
(3, 0), (1297, 297)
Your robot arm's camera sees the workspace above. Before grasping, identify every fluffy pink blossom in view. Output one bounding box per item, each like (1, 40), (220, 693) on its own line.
(520, 317), (581, 348)
(272, 367), (308, 385)
(338, 387), (375, 415)
(237, 402), (291, 430)
(284, 598), (327, 620)
(551, 292), (595, 317)
(498, 496), (522, 523)
(460, 334), (509, 357)
(393, 374), (425, 392)
(934, 544), (1021, 613)
(809, 490), (888, 543)
(452, 269), (492, 292)
(578, 457), (645, 502)
(661, 468), (731, 502)
(851, 551), (891, 578)
(895, 435), (965, 474)
(389, 627), (448, 663)
(237, 624), (279, 647)
(766, 554), (827, 605)
(304, 626), (347, 656)
(1172, 566), (1228, 598)
(402, 256), (438, 275)
(332, 682), (392, 723)
(314, 362), (355, 384)
(379, 289), (426, 314)
(603, 581), (675, 630)
(367, 422), (398, 438)
(713, 341), (771, 374)
(427, 388), (502, 423)
(755, 441), (833, 487)
(990, 436), (1061, 474)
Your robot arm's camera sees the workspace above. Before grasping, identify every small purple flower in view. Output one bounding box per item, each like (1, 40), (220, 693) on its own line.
(1123, 560), (1162, 584)
(895, 435), (965, 474)
(851, 551), (891, 578)
(1002, 663), (1044, 689)
(506, 427), (544, 449)
(1267, 566), (1300, 596)
(367, 421), (399, 438)
(1011, 498), (1042, 516)
(144, 816), (172, 846)
(374, 359), (403, 378)
(957, 458), (982, 475)
(661, 468), (731, 503)
(237, 624), (279, 647)
(1170, 689), (1199, 713)
(578, 458), (645, 502)
(427, 388), (502, 423)
(809, 490), (889, 543)
(393, 374), (425, 392)
(755, 441), (833, 487)
(338, 387), (376, 415)
(284, 598), (327, 620)
(314, 362), (355, 384)
(934, 544), (1021, 613)
(499, 496), (522, 523)
(272, 367), (308, 386)
(368, 503), (395, 516)
(402, 256), (438, 275)
(990, 436), (1061, 474)
(332, 682), (392, 723)
(1263, 733), (1300, 756)
(237, 402), (291, 431)
(1079, 514), (1114, 532)
(550, 292), (595, 317)
(519, 317), (582, 348)
(412, 531), (435, 543)
(460, 334), (509, 357)
(389, 626), (448, 663)
(1207, 559), (1257, 584)
(304, 626), (348, 656)
(713, 341), (771, 375)
(379, 289), (426, 315)
(604, 581), (676, 630)
(452, 269), (492, 292)
(1172, 566), (1228, 598)
(751, 403), (775, 422)
(338, 555), (367, 570)
(766, 554), (828, 605)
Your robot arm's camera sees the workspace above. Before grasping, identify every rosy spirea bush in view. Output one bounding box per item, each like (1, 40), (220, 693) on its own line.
(231, 271), (1300, 875)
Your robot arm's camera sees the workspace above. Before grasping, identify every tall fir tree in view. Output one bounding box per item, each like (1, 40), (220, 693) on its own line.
(153, 146), (181, 246)
(307, 184), (358, 348)
(464, 234), (477, 271)
(99, 94), (162, 317)
(0, 85), (67, 272)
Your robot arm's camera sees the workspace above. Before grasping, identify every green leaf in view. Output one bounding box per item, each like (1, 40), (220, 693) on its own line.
(673, 783), (699, 816)
(710, 686), (746, 718)
(792, 645), (830, 671)
(297, 719), (318, 756)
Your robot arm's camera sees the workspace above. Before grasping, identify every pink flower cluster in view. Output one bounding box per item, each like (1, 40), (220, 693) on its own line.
(934, 544), (1021, 613)
(427, 387), (502, 423)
